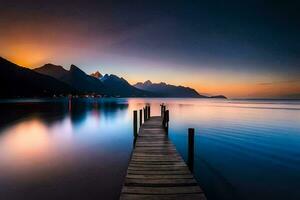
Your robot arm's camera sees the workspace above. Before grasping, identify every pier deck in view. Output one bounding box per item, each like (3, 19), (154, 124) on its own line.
(119, 116), (206, 200)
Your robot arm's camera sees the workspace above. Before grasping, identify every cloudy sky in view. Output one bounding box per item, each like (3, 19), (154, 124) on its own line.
(1, 0), (299, 98)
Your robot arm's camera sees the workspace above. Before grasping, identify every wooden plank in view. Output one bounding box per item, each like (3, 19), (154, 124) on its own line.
(132, 153), (178, 156)
(134, 147), (177, 150)
(122, 186), (202, 194)
(127, 170), (191, 175)
(120, 193), (206, 200)
(128, 167), (190, 171)
(130, 158), (183, 162)
(130, 160), (184, 164)
(125, 178), (198, 186)
(119, 116), (206, 200)
(129, 164), (187, 168)
(126, 174), (194, 179)
(132, 151), (178, 154)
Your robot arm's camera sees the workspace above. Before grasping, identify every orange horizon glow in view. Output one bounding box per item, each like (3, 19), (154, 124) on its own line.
(1, 50), (299, 98)
(2, 48), (48, 68)
(1, 37), (300, 98)
(0, 2), (300, 99)
(195, 82), (300, 98)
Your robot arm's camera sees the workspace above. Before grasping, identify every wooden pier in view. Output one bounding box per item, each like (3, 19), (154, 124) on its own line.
(119, 105), (206, 200)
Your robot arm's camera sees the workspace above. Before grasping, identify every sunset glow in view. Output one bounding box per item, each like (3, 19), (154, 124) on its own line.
(1, 2), (300, 200)
(0, 1), (299, 98)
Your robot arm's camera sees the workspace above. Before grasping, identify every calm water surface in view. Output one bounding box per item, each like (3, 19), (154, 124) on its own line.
(0, 98), (299, 200)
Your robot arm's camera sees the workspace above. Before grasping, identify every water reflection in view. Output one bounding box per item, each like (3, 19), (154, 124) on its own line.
(0, 98), (133, 200)
(0, 98), (299, 200)
(166, 99), (300, 200)
(0, 120), (52, 171)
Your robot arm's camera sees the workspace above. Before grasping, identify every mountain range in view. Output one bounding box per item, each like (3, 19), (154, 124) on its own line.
(0, 57), (226, 98)
(35, 64), (107, 95)
(134, 80), (206, 98)
(99, 74), (152, 97)
(0, 57), (75, 98)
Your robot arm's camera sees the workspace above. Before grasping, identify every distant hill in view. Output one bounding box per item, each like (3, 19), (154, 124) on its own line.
(99, 74), (153, 97)
(277, 93), (300, 100)
(0, 57), (75, 98)
(209, 95), (227, 99)
(35, 64), (107, 95)
(288, 94), (300, 99)
(134, 80), (206, 98)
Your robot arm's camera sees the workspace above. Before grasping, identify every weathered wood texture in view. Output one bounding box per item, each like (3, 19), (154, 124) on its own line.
(120, 116), (206, 200)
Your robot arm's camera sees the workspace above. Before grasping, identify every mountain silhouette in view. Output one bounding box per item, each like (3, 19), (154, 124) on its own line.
(2, 57), (226, 98)
(90, 71), (103, 79)
(0, 57), (75, 98)
(134, 80), (206, 98)
(100, 74), (153, 97)
(35, 64), (107, 95)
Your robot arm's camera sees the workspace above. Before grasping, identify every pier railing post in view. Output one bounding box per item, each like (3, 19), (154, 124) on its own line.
(147, 105), (151, 118)
(188, 128), (195, 172)
(163, 110), (169, 133)
(162, 105), (166, 126)
(145, 106), (148, 120)
(162, 109), (165, 126)
(139, 109), (142, 126)
(162, 105), (166, 116)
(133, 110), (138, 138)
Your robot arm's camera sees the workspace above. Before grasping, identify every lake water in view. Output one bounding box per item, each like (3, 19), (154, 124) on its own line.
(0, 98), (299, 200)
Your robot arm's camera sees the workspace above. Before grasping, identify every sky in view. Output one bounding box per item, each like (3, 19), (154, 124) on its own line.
(0, 0), (300, 98)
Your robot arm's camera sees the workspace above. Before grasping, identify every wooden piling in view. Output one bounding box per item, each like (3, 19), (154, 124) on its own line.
(188, 128), (195, 172)
(143, 107), (146, 121)
(161, 105), (165, 116)
(162, 108), (166, 126)
(165, 110), (169, 132)
(133, 111), (138, 138)
(139, 109), (142, 126)
(145, 106), (148, 120)
(147, 105), (151, 118)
